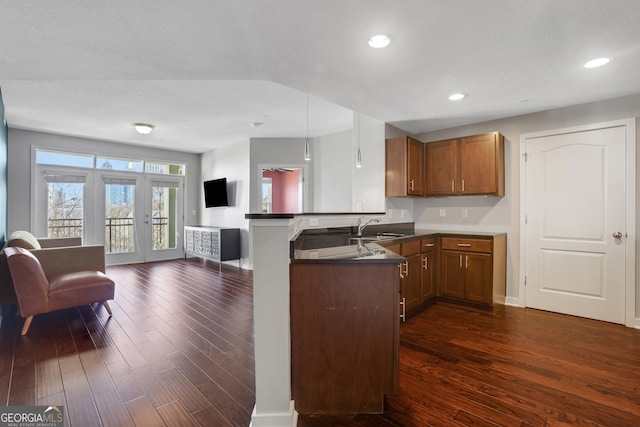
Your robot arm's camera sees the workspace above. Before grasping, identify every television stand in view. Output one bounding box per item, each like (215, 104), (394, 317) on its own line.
(184, 226), (241, 271)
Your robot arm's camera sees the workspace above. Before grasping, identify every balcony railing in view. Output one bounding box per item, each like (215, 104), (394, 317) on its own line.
(47, 218), (83, 238)
(48, 217), (170, 253)
(105, 217), (135, 253)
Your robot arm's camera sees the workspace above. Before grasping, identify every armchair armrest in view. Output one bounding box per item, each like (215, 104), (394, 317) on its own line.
(33, 245), (106, 279)
(37, 237), (83, 248)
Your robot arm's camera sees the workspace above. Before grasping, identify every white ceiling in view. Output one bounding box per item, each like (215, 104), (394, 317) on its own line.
(1, 0), (640, 153)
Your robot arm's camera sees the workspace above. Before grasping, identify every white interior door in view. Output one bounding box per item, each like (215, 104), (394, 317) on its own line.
(523, 125), (628, 324)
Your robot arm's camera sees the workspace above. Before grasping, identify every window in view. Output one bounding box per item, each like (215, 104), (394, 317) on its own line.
(36, 149), (94, 168)
(97, 156), (143, 172)
(146, 162), (185, 176)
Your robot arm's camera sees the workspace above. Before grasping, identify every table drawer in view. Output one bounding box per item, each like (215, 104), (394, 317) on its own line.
(441, 237), (492, 253)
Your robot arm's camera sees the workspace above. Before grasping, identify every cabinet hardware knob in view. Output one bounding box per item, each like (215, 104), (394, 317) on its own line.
(424, 243), (435, 247)
(457, 243), (471, 247)
(462, 179), (465, 192)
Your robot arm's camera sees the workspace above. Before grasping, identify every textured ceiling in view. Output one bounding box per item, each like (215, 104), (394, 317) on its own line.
(1, 0), (639, 153)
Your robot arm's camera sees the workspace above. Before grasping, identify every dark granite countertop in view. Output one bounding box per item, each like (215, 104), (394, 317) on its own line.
(290, 223), (506, 263)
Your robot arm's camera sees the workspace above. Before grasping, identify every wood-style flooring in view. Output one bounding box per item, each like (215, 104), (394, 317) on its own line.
(0, 258), (638, 426)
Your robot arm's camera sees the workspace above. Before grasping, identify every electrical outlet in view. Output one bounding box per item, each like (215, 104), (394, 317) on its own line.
(310, 218), (319, 226)
(439, 208), (446, 217)
(461, 208), (468, 218)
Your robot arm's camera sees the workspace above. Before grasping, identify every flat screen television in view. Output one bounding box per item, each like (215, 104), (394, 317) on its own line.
(204, 178), (229, 207)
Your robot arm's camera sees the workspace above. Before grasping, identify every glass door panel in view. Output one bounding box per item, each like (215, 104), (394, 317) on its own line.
(151, 185), (177, 250)
(104, 182), (136, 254)
(145, 179), (183, 262)
(47, 181), (84, 238)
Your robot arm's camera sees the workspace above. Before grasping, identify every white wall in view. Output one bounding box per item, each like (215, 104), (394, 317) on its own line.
(201, 140), (251, 268)
(409, 93), (640, 318)
(7, 128), (201, 234)
(313, 130), (352, 212)
(249, 137), (313, 213)
(353, 113), (386, 213)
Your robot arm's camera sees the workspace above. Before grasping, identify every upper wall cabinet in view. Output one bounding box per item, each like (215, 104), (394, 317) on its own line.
(426, 132), (505, 197)
(386, 136), (425, 197)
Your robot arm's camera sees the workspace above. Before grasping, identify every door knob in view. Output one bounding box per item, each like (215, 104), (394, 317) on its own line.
(613, 232), (623, 239)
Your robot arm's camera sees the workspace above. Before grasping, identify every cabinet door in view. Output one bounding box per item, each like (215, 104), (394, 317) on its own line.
(421, 250), (436, 302)
(426, 139), (457, 195)
(459, 132), (504, 195)
(402, 253), (422, 313)
(440, 251), (465, 299)
(464, 252), (493, 304)
(407, 137), (425, 196)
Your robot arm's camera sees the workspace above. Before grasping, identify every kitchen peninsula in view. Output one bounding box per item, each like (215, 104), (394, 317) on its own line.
(289, 222), (506, 414)
(246, 213), (506, 424)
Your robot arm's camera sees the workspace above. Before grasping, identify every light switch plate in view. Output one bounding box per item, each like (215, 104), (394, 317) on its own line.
(439, 208), (446, 217)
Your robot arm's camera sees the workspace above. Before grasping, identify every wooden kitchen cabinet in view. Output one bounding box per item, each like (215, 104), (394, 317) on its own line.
(425, 139), (457, 195)
(400, 239), (422, 315)
(425, 132), (504, 196)
(385, 136), (425, 197)
(459, 132), (505, 195)
(382, 237), (436, 320)
(439, 235), (506, 307)
(420, 237), (437, 302)
(290, 262), (399, 414)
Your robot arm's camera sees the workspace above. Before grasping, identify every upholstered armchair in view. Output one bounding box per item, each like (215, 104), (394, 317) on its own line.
(3, 246), (115, 335)
(1, 231), (107, 304)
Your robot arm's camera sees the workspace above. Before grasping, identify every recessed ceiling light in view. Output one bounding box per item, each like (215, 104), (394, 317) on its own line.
(448, 93), (466, 101)
(368, 34), (391, 48)
(584, 57), (610, 69)
(133, 123), (154, 134)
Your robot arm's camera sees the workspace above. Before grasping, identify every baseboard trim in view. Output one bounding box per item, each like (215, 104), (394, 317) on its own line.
(504, 297), (521, 307)
(250, 402), (298, 427)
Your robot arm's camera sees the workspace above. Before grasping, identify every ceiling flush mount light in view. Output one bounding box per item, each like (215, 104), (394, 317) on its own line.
(368, 34), (391, 48)
(584, 57), (610, 69)
(304, 94), (311, 161)
(133, 123), (154, 135)
(448, 93), (466, 101)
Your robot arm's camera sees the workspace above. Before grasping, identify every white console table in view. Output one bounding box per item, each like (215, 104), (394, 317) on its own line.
(184, 226), (241, 270)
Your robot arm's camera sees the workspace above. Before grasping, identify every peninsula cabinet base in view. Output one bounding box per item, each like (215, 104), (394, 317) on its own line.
(290, 262), (400, 415)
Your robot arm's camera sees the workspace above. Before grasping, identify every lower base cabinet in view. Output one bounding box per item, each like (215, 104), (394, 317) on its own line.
(439, 235), (506, 307)
(290, 262), (399, 414)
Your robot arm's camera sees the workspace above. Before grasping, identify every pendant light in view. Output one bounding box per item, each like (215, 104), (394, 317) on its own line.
(304, 94), (311, 161)
(356, 113), (362, 168)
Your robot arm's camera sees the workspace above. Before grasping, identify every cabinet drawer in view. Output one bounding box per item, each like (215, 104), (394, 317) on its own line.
(421, 237), (437, 252)
(441, 237), (492, 253)
(401, 239), (421, 256)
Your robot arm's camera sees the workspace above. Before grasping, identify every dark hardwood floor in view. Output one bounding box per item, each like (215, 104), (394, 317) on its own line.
(1, 258), (639, 426)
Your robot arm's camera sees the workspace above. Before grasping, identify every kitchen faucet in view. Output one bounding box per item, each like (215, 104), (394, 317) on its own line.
(356, 216), (382, 237)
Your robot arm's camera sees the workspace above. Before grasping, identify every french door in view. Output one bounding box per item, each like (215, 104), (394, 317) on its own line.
(101, 173), (183, 265)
